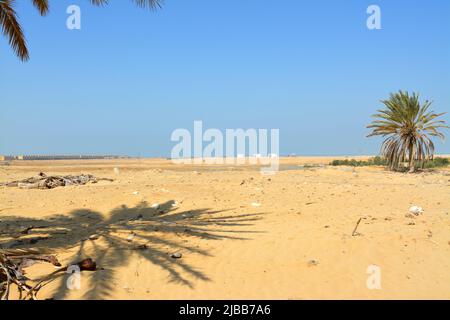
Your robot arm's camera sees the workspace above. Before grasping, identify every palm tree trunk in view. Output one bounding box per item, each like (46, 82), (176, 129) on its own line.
(408, 145), (415, 173)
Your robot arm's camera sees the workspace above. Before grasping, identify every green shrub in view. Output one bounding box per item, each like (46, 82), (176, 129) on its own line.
(330, 156), (449, 169)
(422, 157), (450, 168)
(330, 158), (385, 167)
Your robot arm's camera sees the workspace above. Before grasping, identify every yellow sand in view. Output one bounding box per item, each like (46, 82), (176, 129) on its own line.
(1, 157), (450, 300)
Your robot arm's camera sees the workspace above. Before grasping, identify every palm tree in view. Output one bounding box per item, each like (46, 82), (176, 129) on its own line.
(367, 91), (448, 173)
(0, 0), (162, 61)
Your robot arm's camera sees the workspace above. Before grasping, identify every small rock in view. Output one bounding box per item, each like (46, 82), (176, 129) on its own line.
(170, 252), (182, 259)
(132, 191), (139, 195)
(78, 258), (97, 271)
(89, 234), (100, 240)
(308, 259), (319, 267)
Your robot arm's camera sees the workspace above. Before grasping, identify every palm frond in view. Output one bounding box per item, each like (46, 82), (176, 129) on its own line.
(31, 0), (49, 15)
(0, 0), (28, 61)
(89, 0), (163, 9)
(1, 0), (163, 61)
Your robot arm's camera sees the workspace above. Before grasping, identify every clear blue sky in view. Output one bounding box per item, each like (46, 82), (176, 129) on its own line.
(1, 0), (449, 156)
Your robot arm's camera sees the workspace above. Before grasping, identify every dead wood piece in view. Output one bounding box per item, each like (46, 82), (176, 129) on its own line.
(1, 173), (113, 189)
(352, 218), (363, 236)
(1, 249), (96, 300)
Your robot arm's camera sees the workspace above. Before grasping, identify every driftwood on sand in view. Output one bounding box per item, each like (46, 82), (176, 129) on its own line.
(0, 172), (113, 189)
(0, 249), (96, 300)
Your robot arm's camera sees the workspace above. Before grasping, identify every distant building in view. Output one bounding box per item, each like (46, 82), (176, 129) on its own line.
(4, 155), (128, 161)
(0, 155), (130, 161)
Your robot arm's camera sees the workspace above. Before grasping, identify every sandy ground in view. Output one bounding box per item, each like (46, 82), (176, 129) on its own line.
(1, 157), (450, 300)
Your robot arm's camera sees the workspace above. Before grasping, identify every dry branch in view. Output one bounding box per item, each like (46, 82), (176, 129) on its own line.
(352, 218), (363, 236)
(0, 172), (113, 189)
(1, 249), (96, 300)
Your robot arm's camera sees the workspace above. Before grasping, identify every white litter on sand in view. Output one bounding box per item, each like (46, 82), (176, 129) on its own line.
(151, 203), (160, 209)
(409, 206), (424, 216)
(126, 233), (135, 242)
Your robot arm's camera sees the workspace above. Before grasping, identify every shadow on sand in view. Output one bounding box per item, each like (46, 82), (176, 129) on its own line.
(0, 201), (265, 299)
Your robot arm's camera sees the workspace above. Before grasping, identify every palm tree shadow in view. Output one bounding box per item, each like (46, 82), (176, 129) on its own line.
(0, 201), (265, 299)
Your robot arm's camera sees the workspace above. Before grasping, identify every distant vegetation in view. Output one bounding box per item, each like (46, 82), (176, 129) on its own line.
(330, 156), (449, 169)
(330, 157), (387, 167)
(422, 157), (450, 169)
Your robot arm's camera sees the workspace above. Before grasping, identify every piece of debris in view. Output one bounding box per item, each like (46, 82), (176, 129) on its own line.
(0, 249), (72, 300)
(307, 259), (319, 267)
(132, 191), (140, 195)
(352, 217), (363, 237)
(113, 167), (120, 175)
(0, 173), (113, 190)
(151, 203), (160, 209)
(20, 226), (35, 235)
(9, 236), (49, 247)
(170, 252), (182, 259)
(126, 233), (135, 242)
(409, 206), (424, 216)
(251, 202), (262, 207)
(135, 244), (148, 251)
(77, 258), (97, 271)
(130, 214), (143, 221)
(89, 234), (100, 241)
